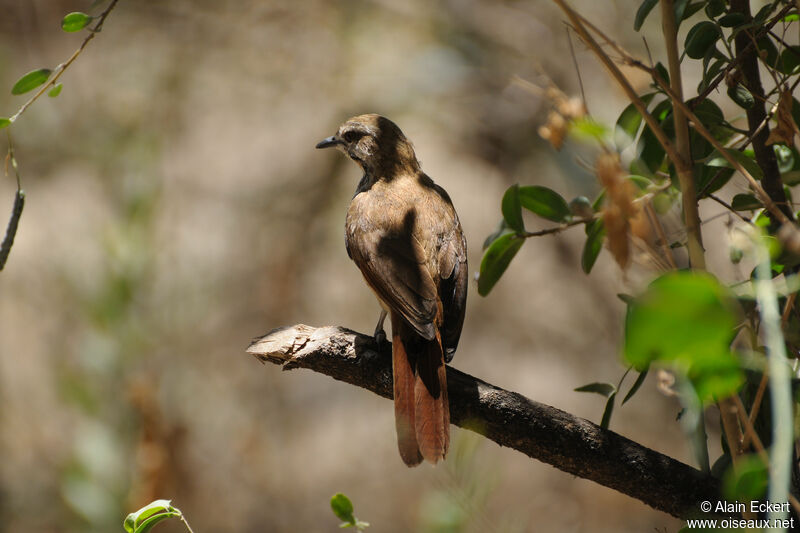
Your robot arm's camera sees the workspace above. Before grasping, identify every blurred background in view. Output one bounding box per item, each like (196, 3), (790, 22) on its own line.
(0, 1), (739, 531)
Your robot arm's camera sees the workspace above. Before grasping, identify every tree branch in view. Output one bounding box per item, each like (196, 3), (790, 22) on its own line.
(247, 324), (723, 519)
(660, 0), (705, 271)
(729, 0), (793, 225)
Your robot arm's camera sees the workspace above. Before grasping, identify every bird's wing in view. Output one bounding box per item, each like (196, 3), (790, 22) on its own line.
(347, 211), (439, 341)
(437, 220), (468, 360)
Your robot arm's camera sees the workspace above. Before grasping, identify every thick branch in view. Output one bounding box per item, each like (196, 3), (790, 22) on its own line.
(730, 0), (793, 224)
(247, 324), (722, 519)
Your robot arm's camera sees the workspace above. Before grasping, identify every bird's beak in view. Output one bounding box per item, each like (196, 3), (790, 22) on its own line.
(315, 136), (341, 149)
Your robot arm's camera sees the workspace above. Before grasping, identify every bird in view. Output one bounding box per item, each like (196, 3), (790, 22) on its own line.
(316, 114), (468, 466)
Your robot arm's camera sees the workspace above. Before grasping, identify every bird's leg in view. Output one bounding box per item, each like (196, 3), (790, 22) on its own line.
(373, 308), (388, 346)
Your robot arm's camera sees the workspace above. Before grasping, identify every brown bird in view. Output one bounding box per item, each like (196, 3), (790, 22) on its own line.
(316, 114), (468, 466)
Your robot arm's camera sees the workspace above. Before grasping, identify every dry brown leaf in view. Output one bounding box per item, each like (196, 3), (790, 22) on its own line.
(765, 90), (798, 146)
(603, 205), (629, 269)
(595, 151), (649, 270)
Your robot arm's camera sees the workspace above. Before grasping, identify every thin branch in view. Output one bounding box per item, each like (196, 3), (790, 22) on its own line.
(247, 324), (724, 519)
(592, 33), (790, 225)
(693, 2), (794, 105)
(551, 0), (683, 168)
(660, 0), (705, 270)
(7, 0), (120, 124)
(565, 26), (587, 112)
(0, 138), (24, 271)
(707, 194), (753, 224)
(731, 0), (793, 224)
(556, 0), (793, 226)
(521, 217), (590, 238)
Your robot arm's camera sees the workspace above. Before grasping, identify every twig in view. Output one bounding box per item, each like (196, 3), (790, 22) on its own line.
(565, 26), (587, 113)
(693, 2), (794, 105)
(707, 194), (753, 224)
(731, 0), (792, 224)
(611, 42), (790, 225)
(0, 137), (24, 271)
(557, 0), (793, 226)
(521, 217), (591, 238)
(550, 0), (683, 170)
(247, 324), (724, 519)
(7, 0), (120, 125)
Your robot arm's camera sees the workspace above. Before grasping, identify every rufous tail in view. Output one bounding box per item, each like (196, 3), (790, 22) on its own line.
(391, 311), (450, 467)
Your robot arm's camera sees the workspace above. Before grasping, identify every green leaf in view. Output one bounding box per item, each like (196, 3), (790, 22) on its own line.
(673, 0), (690, 22)
(0, 118), (10, 130)
(781, 12), (799, 22)
(723, 455), (768, 501)
(48, 83), (63, 98)
(679, 1), (705, 22)
(654, 62), (670, 86)
(600, 392), (616, 429)
(570, 116), (609, 142)
(727, 84), (754, 109)
(615, 93), (656, 148)
(718, 12), (747, 27)
(132, 512), (182, 533)
(624, 272), (742, 401)
(756, 36), (779, 67)
(628, 175), (652, 191)
(501, 185), (524, 233)
(638, 124), (666, 173)
(691, 98), (724, 128)
(518, 186), (570, 222)
(698, 58), (726, 93)
(731, 193), (761, 211)
(331, 493), (356, 525)
(11, 68), (52, 95)
(704, 0), (725, 18)
(696, 164), (734, 196)
(782, 171), (800, 186)
(706, 149), (763, 180)
(581, 219), (605, 274)
(634, 0), (659, 31)
(574, 382), (616, 397)
(622, 369), (649, 405)
(123, 500), (181, 533)
(482, 220), (511, 250)
(478, 232), (524, 296)
(61, 12), (93, 32)
(684, 21), (721, 60)
(778, 46), (800, 74)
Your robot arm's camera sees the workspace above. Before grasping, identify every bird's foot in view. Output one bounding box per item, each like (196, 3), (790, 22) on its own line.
(373, 327), (387, 348)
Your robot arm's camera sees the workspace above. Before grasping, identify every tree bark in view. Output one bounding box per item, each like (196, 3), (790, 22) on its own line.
(730, 0), (793, 223)
(247, 324), (723, 519)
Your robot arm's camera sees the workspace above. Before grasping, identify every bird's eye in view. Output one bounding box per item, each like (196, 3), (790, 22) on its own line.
(342, 131), (364, 143)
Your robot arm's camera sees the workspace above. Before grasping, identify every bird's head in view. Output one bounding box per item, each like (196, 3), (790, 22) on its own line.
(316, 114), (419, 175)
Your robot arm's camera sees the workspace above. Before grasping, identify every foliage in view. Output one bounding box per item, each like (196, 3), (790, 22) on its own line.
(124, 500), (194, 533)
(330, 493), (370, 531)
(479, 0), (800, 523)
